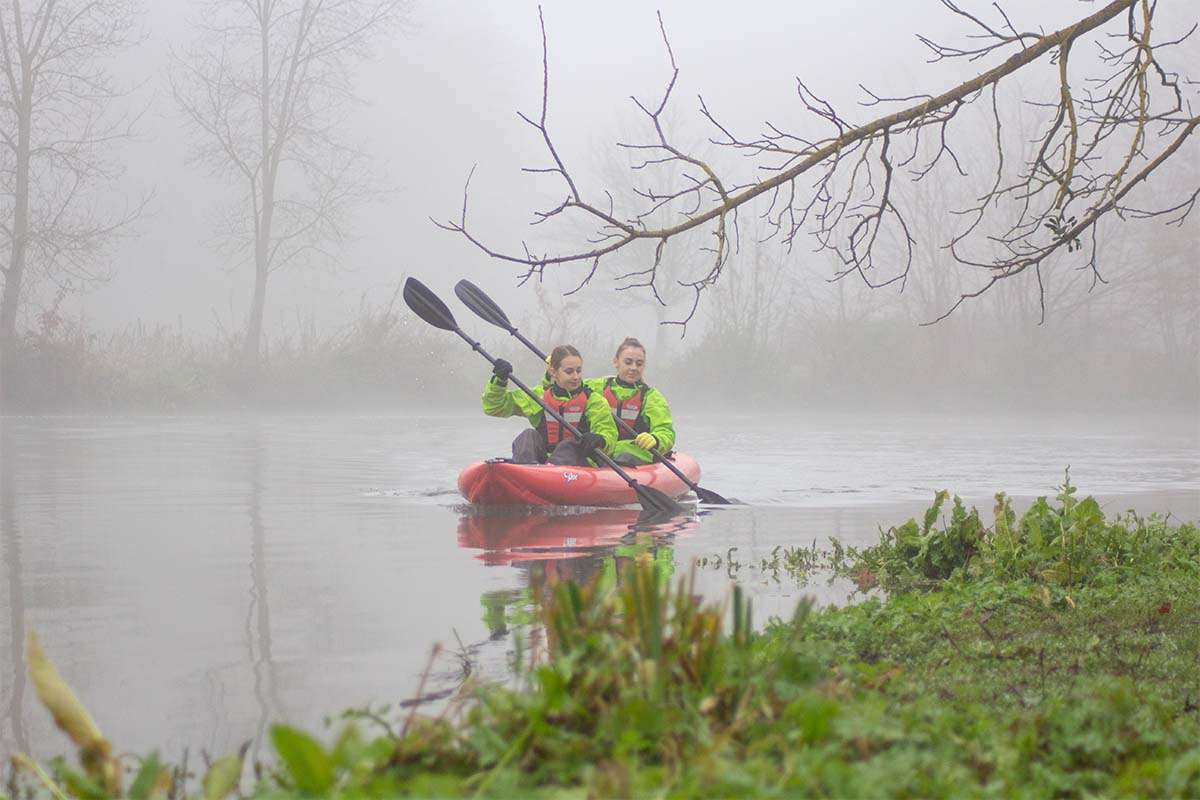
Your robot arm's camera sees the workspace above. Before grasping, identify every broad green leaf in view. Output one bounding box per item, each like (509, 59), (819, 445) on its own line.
(922, 490), (948, 534)
(271, 724), (334, 795)
(129, 752), (165, 800)
(202, 753), (243, 800)
(55, 765), (107, 800)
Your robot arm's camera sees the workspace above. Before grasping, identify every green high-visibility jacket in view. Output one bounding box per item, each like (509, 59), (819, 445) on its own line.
(482, 376), (617, 455)
(584, 376), (676, 464)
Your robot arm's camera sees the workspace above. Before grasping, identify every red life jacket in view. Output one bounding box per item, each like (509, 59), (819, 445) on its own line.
(539, 385), (591, 447)
(603, 378), (650, 440)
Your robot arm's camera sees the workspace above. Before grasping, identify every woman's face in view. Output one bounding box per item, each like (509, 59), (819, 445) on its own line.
(613, 346), (646, 384)
(551, 355), (584, 391)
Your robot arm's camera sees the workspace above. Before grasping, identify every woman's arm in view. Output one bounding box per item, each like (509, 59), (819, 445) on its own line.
(585, 391), (619, 453)
(483, 375), (547, 427)
(643, 388), (676, 452)
(481, 376), (521, 418)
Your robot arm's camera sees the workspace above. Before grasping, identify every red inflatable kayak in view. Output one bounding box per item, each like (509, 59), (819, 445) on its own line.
(457, 453), (701, 507)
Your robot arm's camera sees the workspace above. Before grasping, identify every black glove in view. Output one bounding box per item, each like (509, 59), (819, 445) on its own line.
(492, 358), (512, 384)
(579, 432), (606, 454)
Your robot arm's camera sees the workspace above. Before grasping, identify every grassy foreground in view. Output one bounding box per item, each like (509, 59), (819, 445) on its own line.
(7, 476), (1200, 798)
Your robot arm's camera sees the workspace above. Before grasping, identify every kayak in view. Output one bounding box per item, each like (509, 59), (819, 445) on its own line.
(457, 452), (701, 507)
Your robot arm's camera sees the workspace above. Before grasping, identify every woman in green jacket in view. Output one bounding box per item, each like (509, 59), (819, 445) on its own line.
(585, 337), (676, 466)
(483, 344), (617, 466)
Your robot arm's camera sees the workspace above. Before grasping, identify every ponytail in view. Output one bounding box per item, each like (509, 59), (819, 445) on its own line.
(614, 337), (645, 359)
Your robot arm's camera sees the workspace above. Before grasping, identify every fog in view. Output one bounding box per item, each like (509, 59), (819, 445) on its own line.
(2, 0), (1197, 411)
(84, 0), (967, 329)
(2, 1), (1199, 764)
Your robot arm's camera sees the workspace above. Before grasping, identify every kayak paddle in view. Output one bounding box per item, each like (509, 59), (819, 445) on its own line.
(454, 278), (735, 505)
(403, 277), (688, 516)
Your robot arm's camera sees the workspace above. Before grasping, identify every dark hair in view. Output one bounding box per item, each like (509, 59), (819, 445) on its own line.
(549, 344), (581, 369)
(614, 337), (645, 359)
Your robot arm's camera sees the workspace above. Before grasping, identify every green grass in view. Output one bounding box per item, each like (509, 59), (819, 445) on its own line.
(8, 476), (1200, 798)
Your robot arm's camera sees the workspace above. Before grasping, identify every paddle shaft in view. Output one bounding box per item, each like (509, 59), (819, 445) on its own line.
(451, 327), (653, 492)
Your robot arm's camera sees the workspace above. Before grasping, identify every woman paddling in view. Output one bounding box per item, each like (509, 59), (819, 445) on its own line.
(484, 344), (616, 466)
(586, 337), (676, 466)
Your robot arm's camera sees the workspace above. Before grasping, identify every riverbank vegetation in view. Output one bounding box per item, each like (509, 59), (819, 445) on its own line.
(5, 281), (1197, 414)
(7, 477), (1200, 797)
(0, 296), (479, 413)
(6, 205), (1196, 415)
(4, 210), (1196, 414)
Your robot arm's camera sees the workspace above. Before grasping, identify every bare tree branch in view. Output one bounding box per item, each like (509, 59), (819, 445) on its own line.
(441, 0), (1199, 325)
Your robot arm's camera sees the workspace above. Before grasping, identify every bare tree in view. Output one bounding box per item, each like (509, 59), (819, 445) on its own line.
(440, 1), (1199, 327)
(0, 0), (144, 371)
(171, 0), (411, 371)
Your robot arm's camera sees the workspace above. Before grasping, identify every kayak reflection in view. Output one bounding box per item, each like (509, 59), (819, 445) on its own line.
(461, 507), (698, 643)
(457, 507), (698, 566)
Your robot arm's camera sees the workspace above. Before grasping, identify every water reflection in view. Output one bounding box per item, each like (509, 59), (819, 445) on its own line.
(457, 507), (698, 567)
(0, 414), (1192, 755)
(459, 507), (700, 643)
(243, 424), (282, 762)
(1, 421), (29, 755)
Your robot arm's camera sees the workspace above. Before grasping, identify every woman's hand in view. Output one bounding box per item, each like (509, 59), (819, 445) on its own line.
(580, 432), (606, 454)
(633, 432), (657, 451)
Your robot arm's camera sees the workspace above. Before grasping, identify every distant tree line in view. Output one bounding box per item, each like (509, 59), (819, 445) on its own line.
(1, 1), (1197, 412)
(0, 0), (411, 403)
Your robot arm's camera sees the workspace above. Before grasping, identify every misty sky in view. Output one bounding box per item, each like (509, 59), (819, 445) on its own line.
(70, 0), (1194, 345)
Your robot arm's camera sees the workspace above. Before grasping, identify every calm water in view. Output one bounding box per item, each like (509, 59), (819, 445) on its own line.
(1, 412), (1196, 760)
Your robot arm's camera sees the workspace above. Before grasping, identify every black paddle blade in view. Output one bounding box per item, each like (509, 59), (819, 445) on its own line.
(635, 506), (691, 527)
(403, 278), (458, 331)
(454, 279), (514, 331)
(632, 482), (689, 515)
(694, 485), (736, 505)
